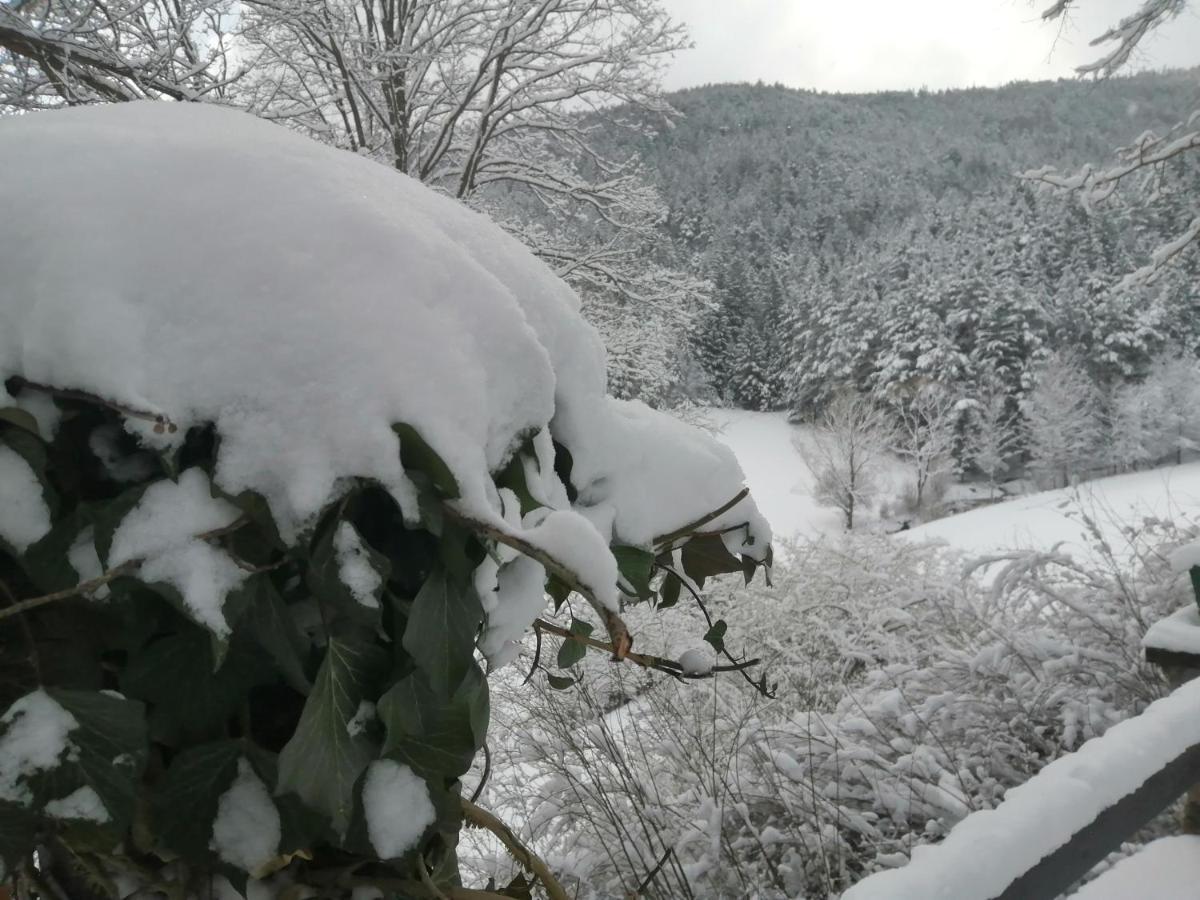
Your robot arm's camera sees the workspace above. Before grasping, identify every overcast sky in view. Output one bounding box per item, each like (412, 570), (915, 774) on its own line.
(657, 1), (1200, 93)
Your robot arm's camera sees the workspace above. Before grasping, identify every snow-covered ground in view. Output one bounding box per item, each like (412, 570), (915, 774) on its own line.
(703, 408), (1200, 557)
(702, 407), (910, 541)
(906, 464), (1200, 556)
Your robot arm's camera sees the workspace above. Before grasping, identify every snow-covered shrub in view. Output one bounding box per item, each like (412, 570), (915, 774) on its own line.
(0, 103), (770, 897)
(470, 513), (1190, 898)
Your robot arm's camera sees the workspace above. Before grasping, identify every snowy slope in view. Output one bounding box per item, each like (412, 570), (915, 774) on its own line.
(702, 408), (910, 541)
(701, 409), (838, 539)
(904, 464), (1200, 556)
(701, 409), (1200, 556)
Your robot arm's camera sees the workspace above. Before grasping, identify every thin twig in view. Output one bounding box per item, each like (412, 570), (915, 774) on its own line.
(652, 488), (750, 550)
(6, 376), (179, 434)
(0, 561), (139, 621)
(533, 618), (760, 680)
(461, 797), (570, 900)
(632, 845), (675, 896)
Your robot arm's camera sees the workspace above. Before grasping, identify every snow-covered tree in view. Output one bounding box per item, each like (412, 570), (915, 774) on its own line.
(0, 0), (240, 111)
(965, 369), (1022, 494)
(888, 382), (961, 511)
(1029, 0), (1200, 282)
(236, 0), (688, 306)
(1142, 352), (1200, 465)
(801, 390), (895, 530)
(1023, 351), (1103, 487)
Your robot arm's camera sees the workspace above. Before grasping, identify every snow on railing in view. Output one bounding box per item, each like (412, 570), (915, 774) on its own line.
(843, 675), (1200, 900)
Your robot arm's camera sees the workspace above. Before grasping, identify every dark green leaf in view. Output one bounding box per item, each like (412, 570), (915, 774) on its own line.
(121, 629), (274, 746)
(1190, 565), (1200, 613)
(556, 618), (592, 669)
(307, 516), (390, 628)
(547, 575), (571, 612)
(152, 740), (241, 859)
(741, 553), (758, 586)
(546, 674), (576, 691)
(377, 665), (488, 782)
(403, 568), (482, 697)
(44, 689), (148, 832)
(613, 545), (655, 600)
(501, 873), (534, 898)
(244, 578), (312, 695)
(658, 572), (682, 610)
(703, 620), (728, 653)
(0, 799), (40, 875)
(277, 638), (386, 835)
(393, 423), (459, 499)
(678, 533), (743, 586)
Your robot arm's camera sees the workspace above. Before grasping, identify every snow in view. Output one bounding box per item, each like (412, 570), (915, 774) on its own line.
(701, 408), (909, 542)
(678, 647), (716, 675)
(68, 528), (109, 599)
(0, 102), (766, 661)
(0, 444), (50, 552)
(478, 554), (547, 669)
(0, 689), (78, 806)
(210, 759), (281, 874)
(109, 468), (246, 637)
(1068, 835), (1200, 899)
(906, 463), (1200, 557)
(334, 523), (383, 608)
(362, 759), (436, 859)
(1167, 540), (1200, 573)
(843, 674), (1200, 900)
(1142, 605), (1200, 655)
(346, 701), (376, 739)
(44, 785), (110, 823)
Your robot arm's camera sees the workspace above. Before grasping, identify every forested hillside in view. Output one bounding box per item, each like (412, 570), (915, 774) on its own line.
(606, 74), (1200, 416)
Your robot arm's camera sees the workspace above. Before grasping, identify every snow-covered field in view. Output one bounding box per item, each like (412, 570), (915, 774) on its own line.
(704, 407), (1200, 557)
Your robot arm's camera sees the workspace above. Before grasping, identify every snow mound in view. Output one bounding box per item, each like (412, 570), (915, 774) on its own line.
(0, 103), (767, 653)
(844, 675), (1200, 900)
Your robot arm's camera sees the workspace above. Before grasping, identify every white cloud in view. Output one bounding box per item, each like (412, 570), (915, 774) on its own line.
(658, 0), (1200, 92)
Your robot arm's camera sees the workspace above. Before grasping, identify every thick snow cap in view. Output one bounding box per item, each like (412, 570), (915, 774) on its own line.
(0, 102), (768, 617)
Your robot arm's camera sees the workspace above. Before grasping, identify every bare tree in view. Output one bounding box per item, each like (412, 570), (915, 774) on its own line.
(801, 390), (896, 530)
(0, 0), (242, 111)
(889, 382), (961, 511)
(1025, 1), (1199, 283)
(236, 0), (689, 304)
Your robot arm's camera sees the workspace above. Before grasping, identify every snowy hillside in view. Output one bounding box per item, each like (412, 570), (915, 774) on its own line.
(705, 408), (1200, 557)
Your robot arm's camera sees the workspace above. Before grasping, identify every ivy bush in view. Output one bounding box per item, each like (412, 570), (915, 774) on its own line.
(0, 381), (768, 899)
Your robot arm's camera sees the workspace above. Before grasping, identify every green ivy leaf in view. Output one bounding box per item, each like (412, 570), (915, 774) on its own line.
(42, 689), (148, 833)
(307, 515), (390, 631)
(546, 673), (576, 691)
(703, 620), (728, 654)
(151, 740), (241, 860)
(0, 800), (40, 877)
(393, 423), (459, 499)
(243, 578), (312, 695)
(1190, 565), (1200, 613)
(403, 568), (482, 698)
(121, 629), (274, 746)
(377, 665), (488, 782)
(612, 545), (655, 600)
(556, 618), (593, 669)
(547, 575), (572, 613)
(277, 638), (385, 836)
(674, 532), (744, 589)
(657, 572), (682, 610)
